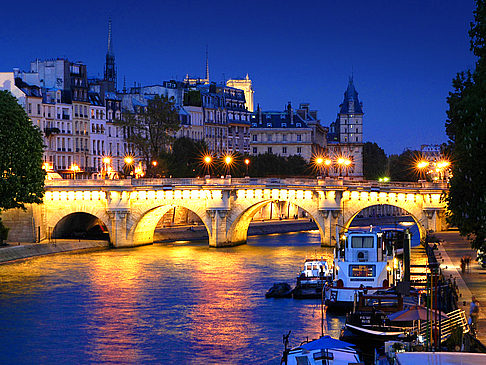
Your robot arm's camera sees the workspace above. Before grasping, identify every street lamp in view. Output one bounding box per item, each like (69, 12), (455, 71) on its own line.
(244, 158), (250, 176)
(202, 154), (213, 176)
(337, 157), (352, 177)
(416, 159), (430, 180)
(435, 160), (451, 181)
(315, 156), (324, 177)
(123, 156), (135, 178)
(102, 157), (111, 179)
(223, 154), (233, 176)
(70, 163), (80, 180)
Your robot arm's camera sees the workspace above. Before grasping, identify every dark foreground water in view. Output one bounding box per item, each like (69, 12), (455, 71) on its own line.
(0, 231), (344, 364)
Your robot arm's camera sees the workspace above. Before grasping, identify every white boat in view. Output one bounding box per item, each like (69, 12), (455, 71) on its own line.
(324, 228), (401, 312)
(284, 336), (361, 365)
(293, 258), (332, 299)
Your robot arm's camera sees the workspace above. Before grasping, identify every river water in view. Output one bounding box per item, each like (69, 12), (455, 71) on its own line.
(0, 231), (344, 364)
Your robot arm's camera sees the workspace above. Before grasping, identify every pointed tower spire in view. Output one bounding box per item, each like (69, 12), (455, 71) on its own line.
(104, 18), (117, 91)
(205, 45), (209, 82)
(107, 18), (113, 56)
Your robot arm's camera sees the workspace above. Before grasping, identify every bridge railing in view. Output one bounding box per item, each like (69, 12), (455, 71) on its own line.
(44, 178), (448, 190)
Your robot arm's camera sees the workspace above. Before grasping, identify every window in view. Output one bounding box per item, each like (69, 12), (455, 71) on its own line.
(253, 147), (257, 154)
(349, 265), (376, 277)
(283, 147), (287, 154)
(252, 135), (257, 141)
(297, 134), (302, 141)
(351, 236), (374, 248)
(281, 123), (287, 127)
(296, 123), (301, 127)
(297, 147), (302, 154)
(282, 134), (287, 141)
(267, 147), (272, 153)
(266, 123), (272, 127)
(267, 135), (272, 141)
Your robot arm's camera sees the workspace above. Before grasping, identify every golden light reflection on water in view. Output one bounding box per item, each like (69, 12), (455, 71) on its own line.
(0, 231), (343, 364)
(84, 255), (148, 363)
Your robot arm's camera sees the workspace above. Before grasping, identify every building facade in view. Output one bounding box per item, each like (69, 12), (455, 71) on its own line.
(250, 102), (327, 161)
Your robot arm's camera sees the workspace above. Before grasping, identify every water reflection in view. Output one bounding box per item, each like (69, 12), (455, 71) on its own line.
(0, 231), (344, 364)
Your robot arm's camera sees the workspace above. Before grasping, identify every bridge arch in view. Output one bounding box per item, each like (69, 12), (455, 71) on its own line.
(128, 203), (211, 246)
(227, 195), (326, 246)
(341, 201), (427, 242)
(52, 212), (110, 240)
(47, 205), (111, 238)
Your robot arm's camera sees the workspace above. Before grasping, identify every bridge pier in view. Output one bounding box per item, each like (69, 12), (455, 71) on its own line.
(423, 209), (447, 233)
(320, 209), (341, 246)
(208, 209), (237, 247)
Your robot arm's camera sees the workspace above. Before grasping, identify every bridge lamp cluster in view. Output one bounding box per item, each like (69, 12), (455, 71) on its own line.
(378, 177), (390, 182)
(415, 157), (451, 181)
(313, 156), (352, 176)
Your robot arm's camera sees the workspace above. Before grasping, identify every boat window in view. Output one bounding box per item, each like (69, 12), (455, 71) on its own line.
(351, 236), (374, 248)
(349, 264), (376, 277)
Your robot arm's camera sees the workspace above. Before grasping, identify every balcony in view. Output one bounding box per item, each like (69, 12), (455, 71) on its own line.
(44, 127), (60, 137)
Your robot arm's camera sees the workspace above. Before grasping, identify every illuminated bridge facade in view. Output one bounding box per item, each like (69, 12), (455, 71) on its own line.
(5, 177), (448, 247)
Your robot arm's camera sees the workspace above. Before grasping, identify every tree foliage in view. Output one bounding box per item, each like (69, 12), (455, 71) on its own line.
(0, 90), (45, 212)
(387, 149), (417, 182)
(445, 0), (486, 249)
(119, 94), (180, 176)
(160, 137), (208, 177)
(363, 142), (388, 180)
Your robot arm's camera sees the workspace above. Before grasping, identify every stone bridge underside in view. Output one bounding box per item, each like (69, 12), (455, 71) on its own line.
(3, 178), (448, 247)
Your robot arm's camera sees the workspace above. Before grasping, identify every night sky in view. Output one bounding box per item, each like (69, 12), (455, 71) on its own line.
(0, 0), (476, 154)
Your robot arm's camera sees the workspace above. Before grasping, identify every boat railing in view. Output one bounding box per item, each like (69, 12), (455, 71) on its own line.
(417, 308), (469, 343)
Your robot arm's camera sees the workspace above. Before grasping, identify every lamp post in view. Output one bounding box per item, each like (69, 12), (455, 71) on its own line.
(223, 154), (233, 176)
(315, 156), (324, 177)
(203, 155), (212, 176)
(416, 160), (430, 181)
(70, 163), (80, 180)
(324, 158), (332, 177)
(244, 158), (250, 177)
(343, 158), (352, 177)
(124, 156), (134, 177)
(436, 160), (450, 181)
(102, 157), (111, 179)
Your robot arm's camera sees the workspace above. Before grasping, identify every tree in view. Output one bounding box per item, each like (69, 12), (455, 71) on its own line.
(0, 91), (45, 239)
(164, 137), (208, 177)
(363, 142), (388, 180)
(445, 0), (486, 249)
(118, 94), (180, 177)
(387, 149), (417, 182)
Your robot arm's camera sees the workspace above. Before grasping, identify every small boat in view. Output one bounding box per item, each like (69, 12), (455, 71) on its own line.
(293, 258), (332, 299)
(265, 282), (293, 298)
(324, 228), (402, 312)
(283, 335), (361, 365)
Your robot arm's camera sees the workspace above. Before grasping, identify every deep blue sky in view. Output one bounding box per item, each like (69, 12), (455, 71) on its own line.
(0, 0), (476, 154)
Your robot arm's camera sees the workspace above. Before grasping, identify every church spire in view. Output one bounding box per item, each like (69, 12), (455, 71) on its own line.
(205, 45), (209, 82)
(104, 18), (116, 91)
(107, 18), (113, 56)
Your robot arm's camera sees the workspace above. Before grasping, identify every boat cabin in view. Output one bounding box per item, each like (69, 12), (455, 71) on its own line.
(301, 259), (330, 278)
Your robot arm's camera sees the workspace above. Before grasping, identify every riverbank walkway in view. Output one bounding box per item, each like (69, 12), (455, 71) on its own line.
(434, 230), (486, 344)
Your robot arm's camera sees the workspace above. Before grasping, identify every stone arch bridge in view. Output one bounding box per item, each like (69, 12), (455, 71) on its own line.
(4, 177), (448, 247)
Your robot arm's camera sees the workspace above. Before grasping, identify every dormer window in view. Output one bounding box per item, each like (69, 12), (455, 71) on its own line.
(266, 123), (272, 127)
(296, 123), (301, 127)
(281, 123), (287, 127)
